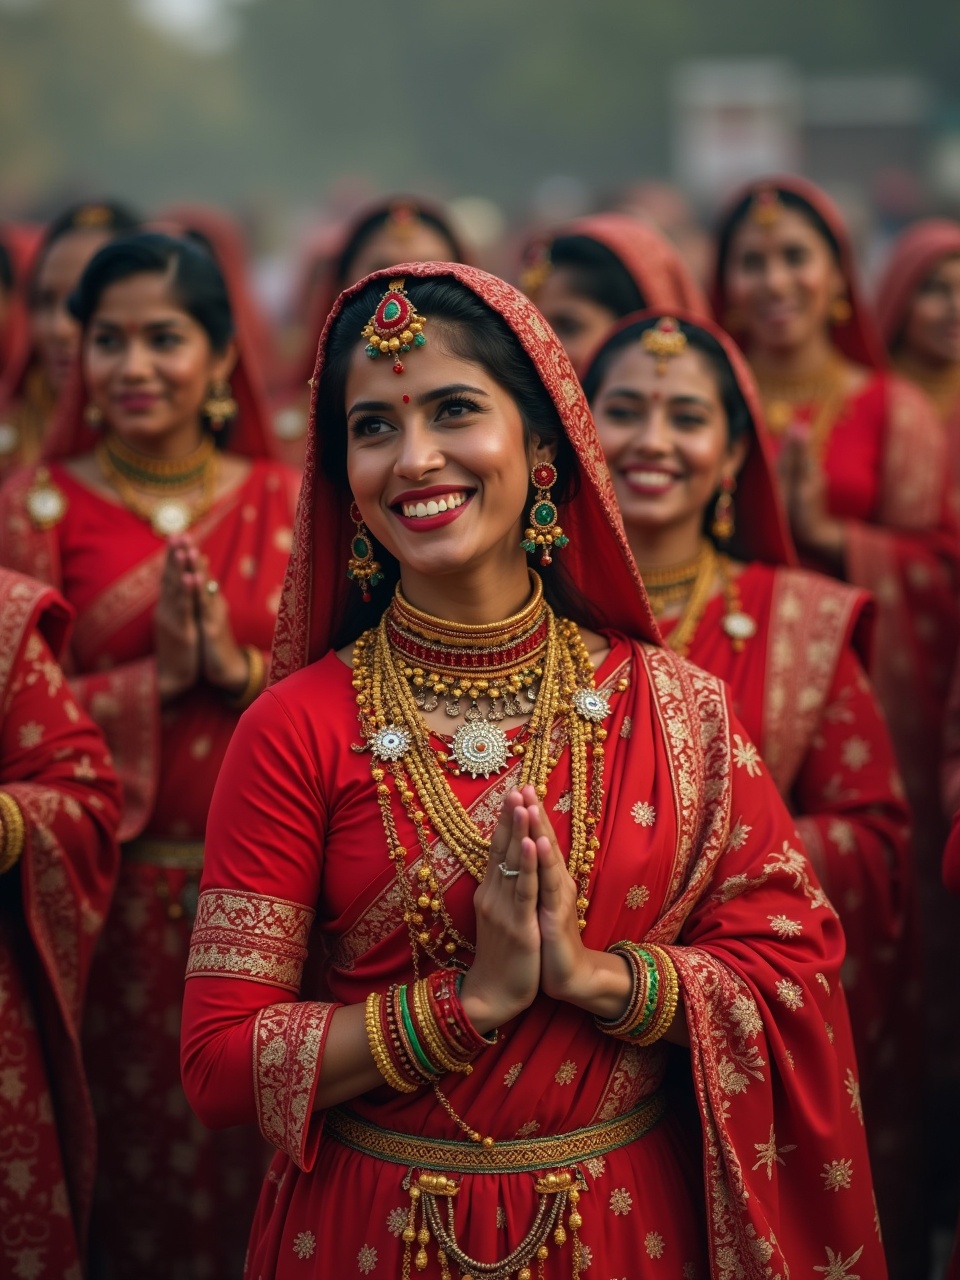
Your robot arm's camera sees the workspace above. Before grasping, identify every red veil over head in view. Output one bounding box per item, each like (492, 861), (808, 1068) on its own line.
(270, 262), (661, 683)
(875, 217), (960, 350)
(711, 173), (887, 372)
(525, 212), (710, 319)
(582, 307), (796, 569)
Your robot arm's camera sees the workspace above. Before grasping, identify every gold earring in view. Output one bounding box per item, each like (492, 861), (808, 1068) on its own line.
(346, 502), (384, 602)
(711, 475), (736, 542)
(84, 403), (103, 426)
(830, 296), (852, 325)
(521, 462), (569, 566)
(203, 380), (238, 430)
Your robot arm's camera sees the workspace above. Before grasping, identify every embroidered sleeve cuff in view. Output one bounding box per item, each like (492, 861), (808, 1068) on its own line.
(253, 1000), (341, 1169)
(186, 889), (315, 993)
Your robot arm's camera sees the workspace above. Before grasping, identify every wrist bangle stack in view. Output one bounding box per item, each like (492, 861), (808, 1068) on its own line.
(224, 645), (265, 711)
(0, 790), (25, 877)
(365, 971), (496, 1093)
(596, 941), (681, 1045)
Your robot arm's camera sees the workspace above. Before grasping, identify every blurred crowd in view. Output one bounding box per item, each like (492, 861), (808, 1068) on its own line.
(3, 176), (960, 1280)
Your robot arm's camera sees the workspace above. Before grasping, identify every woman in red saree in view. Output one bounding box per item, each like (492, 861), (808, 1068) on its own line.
(875, 217), (960, 516)
(182, 261), (884, 1278)
(0, 567), (120, 1279)
(0, 231), (298, 1278)
(276, 198), (468, 461)
(582, 309), (916, 1275)
(0, 201), (139, 485)
(520, 212), (709, 372)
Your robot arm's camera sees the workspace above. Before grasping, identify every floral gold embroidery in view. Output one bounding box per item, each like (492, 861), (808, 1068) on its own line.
(186, 890), (315, 992)
(609, 1186), (633, 1216)
(625, 884), (650, 909)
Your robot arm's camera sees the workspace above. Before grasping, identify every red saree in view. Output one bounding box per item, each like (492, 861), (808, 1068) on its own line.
(182, 262), (885, 1278)
(0, 567), (121, 1279)
(0, 367), (298, 1276)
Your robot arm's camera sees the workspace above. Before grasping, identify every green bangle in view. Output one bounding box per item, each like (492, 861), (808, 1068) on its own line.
(398, 983), (437, 1078)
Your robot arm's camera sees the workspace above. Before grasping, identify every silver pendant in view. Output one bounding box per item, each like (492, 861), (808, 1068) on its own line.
(371, 724), (412, 762)
(450, 720), (510, 778)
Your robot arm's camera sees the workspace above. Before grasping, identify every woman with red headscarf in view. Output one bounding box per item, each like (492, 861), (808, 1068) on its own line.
(0, 200), (139, 483)
(520, 212), (710, 372)
(0, 231), (298, 1278)
(582, 310), (917, 1276)
(181, 262), (883, 1278)
(0, 567), (120, 1280)
(876, 218), (960, 513)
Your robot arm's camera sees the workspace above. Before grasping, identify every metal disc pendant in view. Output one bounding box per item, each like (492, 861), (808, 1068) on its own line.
(722, 611), (757, 642)
(371, 724), (412, 762)
(450, 720), (510, 778)
(151, 501), (191, 537)
(572, 687), (611, 722)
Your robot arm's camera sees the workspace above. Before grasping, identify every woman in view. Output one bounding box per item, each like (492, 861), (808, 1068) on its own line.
(0, 231), (298, 1278)
(583, 309), (917, 1275)
(0, 200), (139, 482)
(520, 212), (709, 372)
(0, 566), (121, 1280)
(277, 198), (468, 458)
(181, 262), (884, 1278)
(875, 218), (960, 512)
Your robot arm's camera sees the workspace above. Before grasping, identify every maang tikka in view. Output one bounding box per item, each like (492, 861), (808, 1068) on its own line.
(347, 502), (384, 602)
(361, 279), (427, 375)
(521, 462), (569, 566)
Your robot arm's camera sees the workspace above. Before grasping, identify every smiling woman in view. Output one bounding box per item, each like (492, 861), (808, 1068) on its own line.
(181, 263), (886, 1279)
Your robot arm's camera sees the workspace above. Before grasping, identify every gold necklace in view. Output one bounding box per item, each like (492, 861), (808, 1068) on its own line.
(96, 438), (219, 536)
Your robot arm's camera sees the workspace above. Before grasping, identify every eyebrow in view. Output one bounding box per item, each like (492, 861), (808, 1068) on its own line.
(603, 386), (713, 409)
(347, 383), (489, 416)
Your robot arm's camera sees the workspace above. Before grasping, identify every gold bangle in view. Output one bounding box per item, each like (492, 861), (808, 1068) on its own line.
(365, 992), (417, 1093)
(0, 791), (25, 876)
(633, 946), (680, 1047)
(224, 645), (265, 711)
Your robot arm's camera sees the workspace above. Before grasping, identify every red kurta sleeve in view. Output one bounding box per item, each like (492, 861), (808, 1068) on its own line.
(181, 675), (340, 1171)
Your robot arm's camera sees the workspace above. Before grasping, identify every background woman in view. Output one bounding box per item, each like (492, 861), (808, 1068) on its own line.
(876, 217), (960, 515)
(182, 263), (883, 1278)
(0, 567), (120, 1280)
(583, 310), (917, 1276)
(0, 231), (298, 1277)
(520, 212), (709, 371)
(0, 200), (139, 482)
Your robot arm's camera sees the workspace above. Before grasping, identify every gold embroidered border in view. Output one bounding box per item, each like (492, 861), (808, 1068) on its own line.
(186, 889), (315, 992)
(326, 1092), (667, 1173)
(253, 1000), (337, 1163)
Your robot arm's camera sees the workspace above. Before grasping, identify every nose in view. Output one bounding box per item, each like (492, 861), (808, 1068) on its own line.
(392, 419), (444, 479)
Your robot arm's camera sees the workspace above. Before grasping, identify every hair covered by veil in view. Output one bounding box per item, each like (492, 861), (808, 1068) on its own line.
(270, 262), (662, 683)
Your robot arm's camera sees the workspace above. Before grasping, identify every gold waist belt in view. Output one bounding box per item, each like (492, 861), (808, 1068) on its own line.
(123, 838), (205, 872)
(326, 1089), (666, 1174)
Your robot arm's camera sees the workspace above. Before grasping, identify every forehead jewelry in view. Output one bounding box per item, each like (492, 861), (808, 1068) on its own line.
(361, 278), (428, 376)
(749, 186), (785, 228)
(640, 316), (687, 375)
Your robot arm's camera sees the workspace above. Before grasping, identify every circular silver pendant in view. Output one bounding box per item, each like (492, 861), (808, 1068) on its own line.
(573, 687), (611, 723)
(371, 724), (412, 762)
(450, 720), (510, 778)
(151, 501), (191, 537)
(26, 483), (66, 529)
(722, 611), (757, 642)
(0, 423), (19, 456)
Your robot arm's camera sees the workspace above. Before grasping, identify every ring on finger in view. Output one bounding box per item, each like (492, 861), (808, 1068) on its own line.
(498, 861), (520, 878)
(205, 580), (220, 597)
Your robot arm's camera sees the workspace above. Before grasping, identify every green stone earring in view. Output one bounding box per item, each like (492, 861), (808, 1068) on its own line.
(347, 502), (384, 602)
(521, 462), (569, 566)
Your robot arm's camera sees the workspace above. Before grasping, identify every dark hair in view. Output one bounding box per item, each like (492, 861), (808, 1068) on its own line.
(715, 188), (842, 281)
(335, 203), (464, 293)
(68, 231), (234, 353)
(545, 235), (646, 316)
(581, 316), (752, 445)
(319, 274), (598, 647)
(0, 239), (12, 295)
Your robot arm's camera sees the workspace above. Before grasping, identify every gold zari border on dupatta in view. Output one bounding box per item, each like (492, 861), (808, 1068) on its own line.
(326, 1091), (667, 1173)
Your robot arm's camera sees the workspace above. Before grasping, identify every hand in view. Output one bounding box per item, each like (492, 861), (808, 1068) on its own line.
(154, 537), (201, 701)
(459, 790), (541, 1034)
(777, 432), (845, 568)
(193, 548), (249, 695)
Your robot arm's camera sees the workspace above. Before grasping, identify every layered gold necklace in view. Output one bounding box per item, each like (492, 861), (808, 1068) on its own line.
(96, 433), (219, 536)
(756, 352), (850, 460)
(641, 539), (755, 658)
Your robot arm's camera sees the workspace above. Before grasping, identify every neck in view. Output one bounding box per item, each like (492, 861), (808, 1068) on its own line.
(399, 554), (535, 627)
(626, 519), (704, 574)
(748, 331), (838, 384)
(108, 417), (207, 461)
